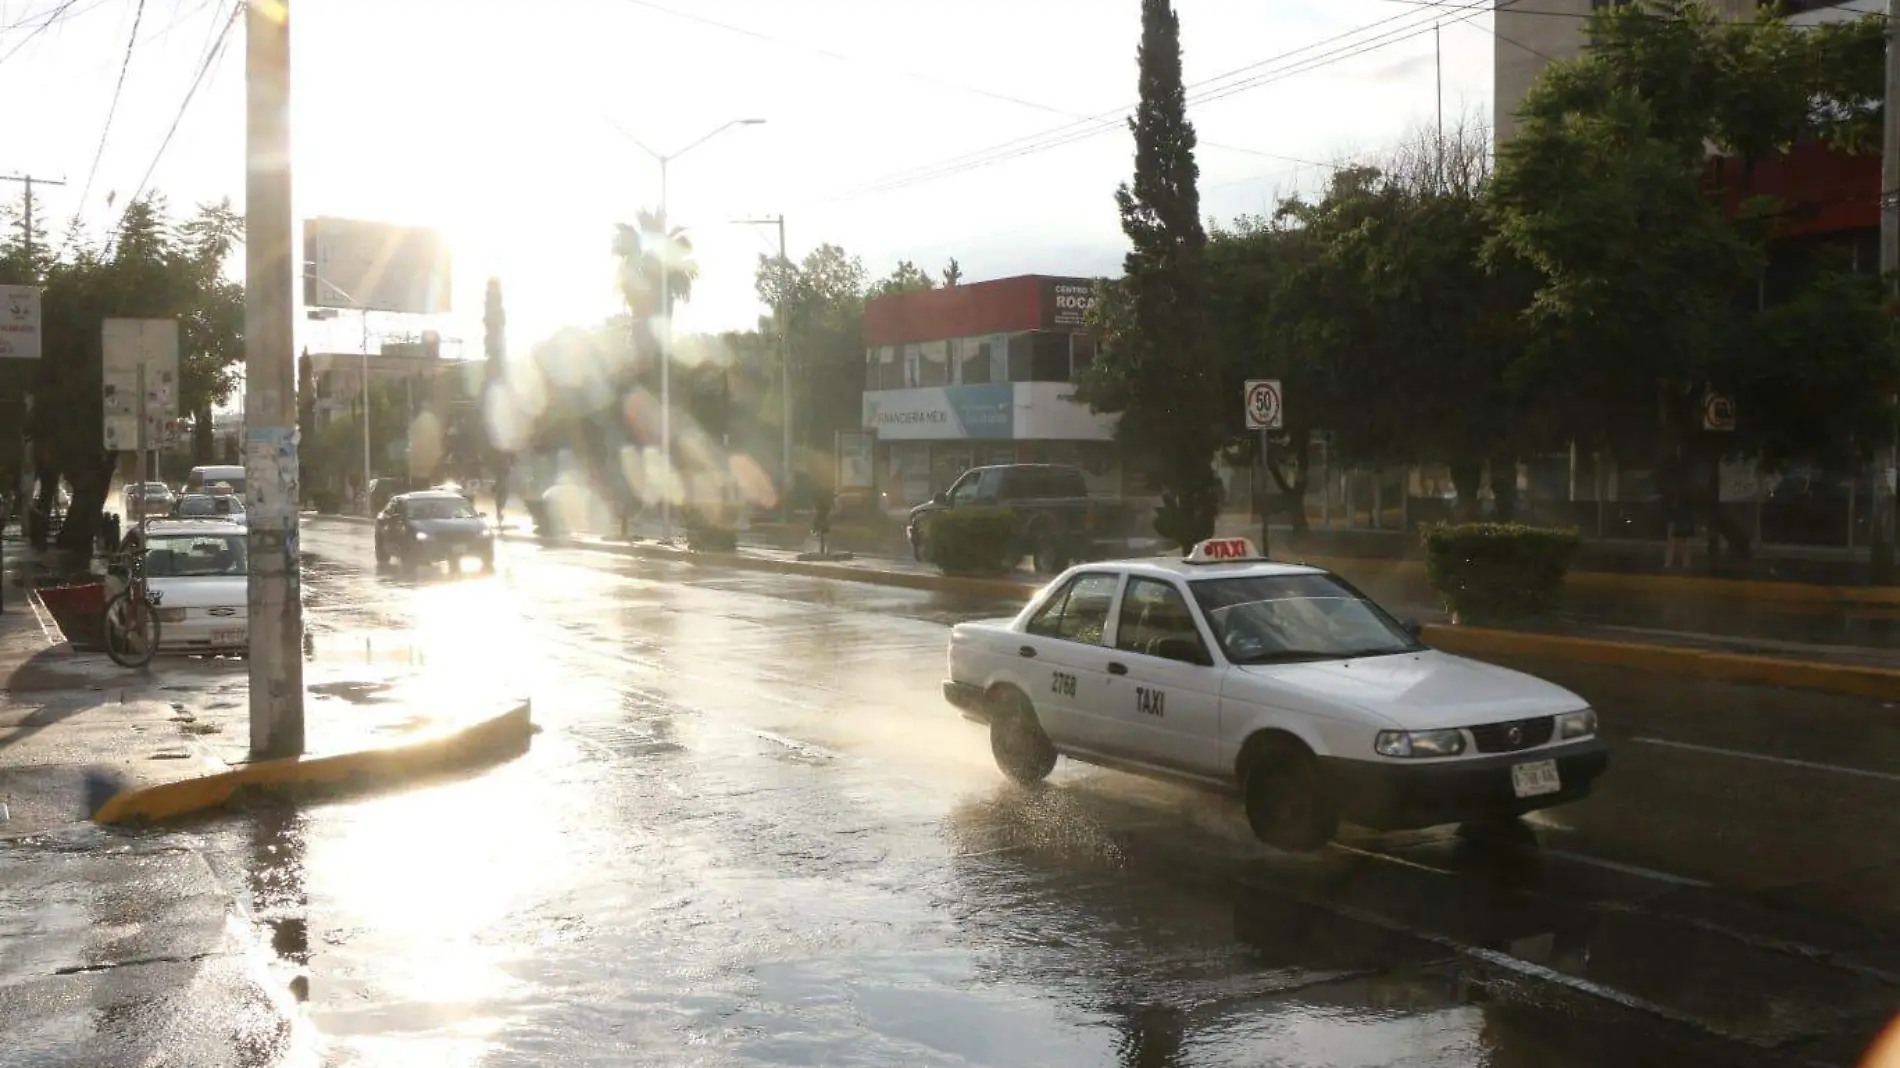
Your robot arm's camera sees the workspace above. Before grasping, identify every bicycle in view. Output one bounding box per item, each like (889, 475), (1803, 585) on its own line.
(102, 541), (162, 668)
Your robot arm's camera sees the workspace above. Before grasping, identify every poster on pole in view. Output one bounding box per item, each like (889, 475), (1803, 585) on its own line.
(0, 285), (42, 360)
(102, 319), (180, 451)
(1244, 379), (1283, 430)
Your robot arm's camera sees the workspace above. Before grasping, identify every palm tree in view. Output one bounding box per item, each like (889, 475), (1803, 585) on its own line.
(612, 209), (697, 327)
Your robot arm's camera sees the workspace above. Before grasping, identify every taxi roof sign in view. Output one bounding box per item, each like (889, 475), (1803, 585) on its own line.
(1185, 537), (1264, 564)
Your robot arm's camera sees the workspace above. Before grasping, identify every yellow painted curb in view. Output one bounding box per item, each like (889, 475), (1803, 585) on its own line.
(1299, 553), (1900, 607)
(1422, 625), (1900, 700)
(92, 701), (534, 825)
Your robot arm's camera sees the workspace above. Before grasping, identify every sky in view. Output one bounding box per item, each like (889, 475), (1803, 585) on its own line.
(0, 0), (1498, 360)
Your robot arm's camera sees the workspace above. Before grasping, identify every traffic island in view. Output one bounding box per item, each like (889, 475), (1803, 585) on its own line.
(91, 699), (533, 825)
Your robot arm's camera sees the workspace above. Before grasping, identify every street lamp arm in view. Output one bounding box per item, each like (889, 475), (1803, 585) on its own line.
(672, 117), (765, 161)
(610, 120), (664, 163)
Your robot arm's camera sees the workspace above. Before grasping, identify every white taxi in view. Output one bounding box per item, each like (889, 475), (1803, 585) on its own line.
(113, 519), (250, 654)
(942, 538), (1608, 851)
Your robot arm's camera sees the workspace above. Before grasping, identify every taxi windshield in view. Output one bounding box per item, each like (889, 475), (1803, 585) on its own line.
(1189, 573), (1421, 664)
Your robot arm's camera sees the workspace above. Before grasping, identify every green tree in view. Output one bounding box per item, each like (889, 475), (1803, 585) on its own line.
(15, 196), (248, 550)
(1075, 0), (1221, 550)
(613, 209), (696, 333)
(1488, 0), (1888, 556)
(867, 259), (935, 300)
(941, 258), (963, 287)
(756, 244), (869, 483)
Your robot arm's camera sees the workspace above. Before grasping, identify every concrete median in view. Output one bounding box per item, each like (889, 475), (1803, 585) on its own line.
(91, 699), (534, 825)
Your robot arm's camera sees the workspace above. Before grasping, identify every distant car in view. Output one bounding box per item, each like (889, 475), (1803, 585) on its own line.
(113, 519), (249, 654)
(122, 481), (175, 520)
(375, 490), (494, 571)
(942, 537), (1609, 851)
(906, 463), (1146, 574)
(183, 465), (246, 501)
(170, 493), (247, 527)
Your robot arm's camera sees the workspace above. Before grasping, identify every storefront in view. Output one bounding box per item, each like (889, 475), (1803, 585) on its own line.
(861, 275), (1121, 510)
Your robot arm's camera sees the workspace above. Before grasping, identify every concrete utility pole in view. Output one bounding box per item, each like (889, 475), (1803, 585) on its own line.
(1875, 0), (1900, 583)
(0, 174), (67, 268)
(733, 214), (792, 521)
(244, 0), (304, 757)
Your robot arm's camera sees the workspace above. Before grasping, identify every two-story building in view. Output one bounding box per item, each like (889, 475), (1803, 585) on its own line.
(861, 275), (1120, 510)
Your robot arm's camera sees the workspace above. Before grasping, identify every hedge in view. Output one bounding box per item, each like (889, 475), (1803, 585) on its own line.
(924, 507), (1017, 575)
(1421, 522), (1581, 624)
(686, 521), (738, 553)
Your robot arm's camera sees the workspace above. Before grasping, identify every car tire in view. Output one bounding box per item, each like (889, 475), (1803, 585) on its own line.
(479, 550), (496, 573)
(1033, 538), (1069, 575)
(910, 528), (926, 562)
(375, 538), (391, 569)
(1242, 738), (1339, 852)
(989, 689), (1057, 785)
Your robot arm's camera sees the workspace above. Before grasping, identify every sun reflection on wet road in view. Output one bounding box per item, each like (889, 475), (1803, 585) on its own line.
(165, 522), (1900, 1067)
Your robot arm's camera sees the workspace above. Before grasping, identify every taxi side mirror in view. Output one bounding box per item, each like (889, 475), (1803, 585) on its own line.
(932, 491), (948, 506)
(1401, 619), (1423, 640)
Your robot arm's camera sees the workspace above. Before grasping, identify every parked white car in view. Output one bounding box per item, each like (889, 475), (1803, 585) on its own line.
(113, 519), (249, 654)
(942, 538), (1609, 850)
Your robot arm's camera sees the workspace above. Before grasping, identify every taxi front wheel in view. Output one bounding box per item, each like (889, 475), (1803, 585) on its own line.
(989, 690), (1057, 785)
(1242, 739), (1339, 852)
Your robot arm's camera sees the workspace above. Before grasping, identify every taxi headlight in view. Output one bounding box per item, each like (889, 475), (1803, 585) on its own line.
(1374, 729), (1466, 758)
(1557, 708), (1597, 740)
(412, 530), (429, 541)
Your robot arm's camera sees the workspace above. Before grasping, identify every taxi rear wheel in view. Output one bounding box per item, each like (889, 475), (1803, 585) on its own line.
(989, 690), (1057, 785)
(1242, 739), (1339, 852)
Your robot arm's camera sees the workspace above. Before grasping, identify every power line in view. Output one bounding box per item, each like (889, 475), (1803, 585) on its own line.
(0, 0), (96, 65)
(73, 0), (145, 220)
(111, 0), (237, 246)
(829, 0), (1508, 203)
(611, 0), (1329, 170)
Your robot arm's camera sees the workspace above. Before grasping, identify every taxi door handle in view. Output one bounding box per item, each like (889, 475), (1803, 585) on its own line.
(1018, 646), (1037, 659)
(1107, 662), (1128, 676)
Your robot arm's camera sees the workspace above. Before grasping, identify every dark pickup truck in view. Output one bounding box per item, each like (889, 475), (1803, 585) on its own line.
(906, 463), (1147, 574)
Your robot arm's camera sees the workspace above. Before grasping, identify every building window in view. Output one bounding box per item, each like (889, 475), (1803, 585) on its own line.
(958, 337), (991, 384)
(868, 346), (902, 390)
(1030, 332), (1071, 382)
(1070, 333), (1096, 379)
(988, 333), (1009, 384)
(918, 340), (950, 387)
(903, 343), (923, 388)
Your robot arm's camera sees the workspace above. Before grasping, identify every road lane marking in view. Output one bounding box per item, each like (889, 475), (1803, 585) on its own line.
(1634, 736), (1900, 785)
(1537, 848), (1713, 888)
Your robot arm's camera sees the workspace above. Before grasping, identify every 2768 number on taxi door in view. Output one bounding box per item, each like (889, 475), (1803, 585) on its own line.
(1050, 671), (1077, 698)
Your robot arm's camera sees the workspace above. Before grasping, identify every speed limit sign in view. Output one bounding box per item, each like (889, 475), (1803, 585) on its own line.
(1244, 379), (1282, 430)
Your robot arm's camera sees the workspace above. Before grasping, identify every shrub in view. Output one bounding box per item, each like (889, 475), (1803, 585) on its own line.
(925, 507), (1017, 575)
(1421, 522), (1581, 624)
(685, 520), (738, 553)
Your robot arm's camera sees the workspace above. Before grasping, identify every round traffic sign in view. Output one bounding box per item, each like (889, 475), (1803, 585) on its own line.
(1244, 380), (1282, 429)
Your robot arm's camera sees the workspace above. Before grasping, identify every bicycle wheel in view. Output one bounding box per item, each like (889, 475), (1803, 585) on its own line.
(103, 589), (161, 668)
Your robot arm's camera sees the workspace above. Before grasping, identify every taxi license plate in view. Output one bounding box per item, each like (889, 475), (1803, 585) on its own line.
(213, 628), (246, 646)
(1511, 759), (1561, 798)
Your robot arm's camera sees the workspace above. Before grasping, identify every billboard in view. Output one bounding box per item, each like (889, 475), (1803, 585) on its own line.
(101, 318), (180, 451)
(303, 217), (452, 314)
(0, 285), (41, 360)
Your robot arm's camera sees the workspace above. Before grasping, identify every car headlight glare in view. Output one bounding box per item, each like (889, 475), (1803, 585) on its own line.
(1557, 708), (1597, 740)
(1374, 728), (1466, 758)
(413, 531), (429, 541)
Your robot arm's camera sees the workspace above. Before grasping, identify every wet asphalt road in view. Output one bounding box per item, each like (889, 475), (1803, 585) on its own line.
(110, 523), (1900, 1065)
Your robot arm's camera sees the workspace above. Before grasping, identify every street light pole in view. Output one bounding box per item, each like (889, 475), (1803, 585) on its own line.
(733, 215), (790, 521)
(1875, 0), (1900, 583)
(613, 117), (765, 544)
